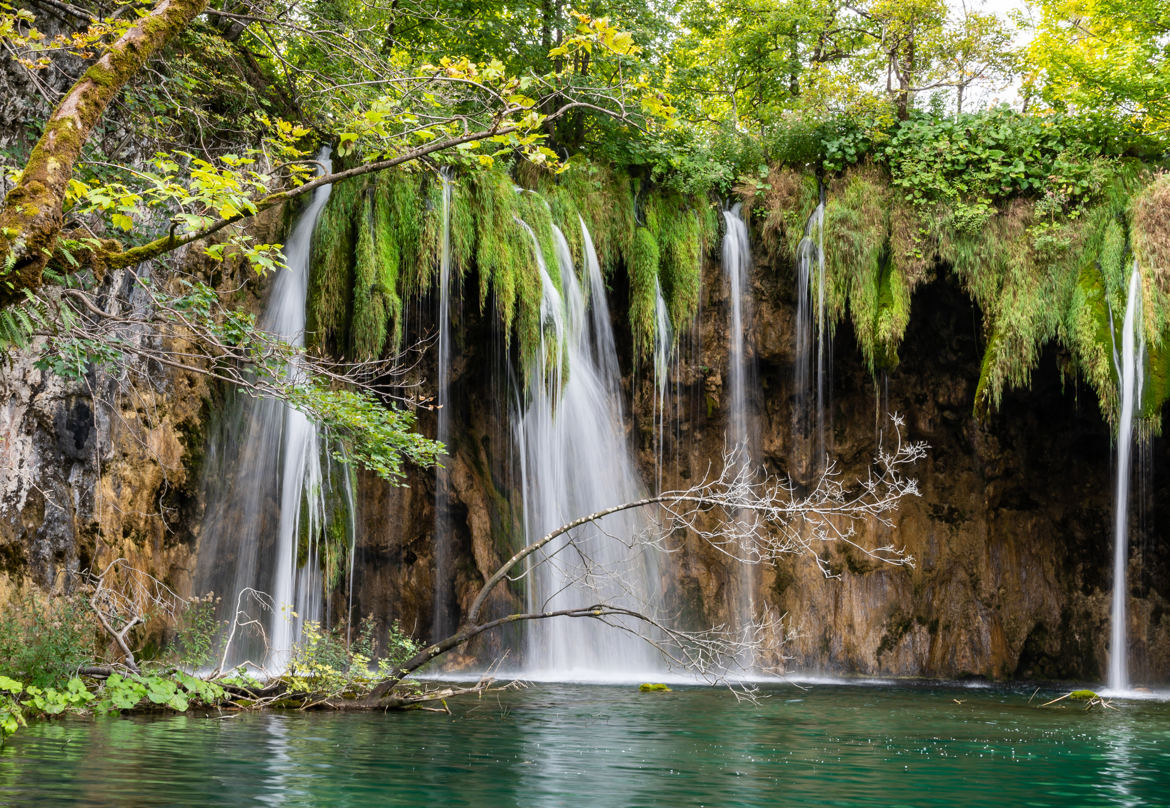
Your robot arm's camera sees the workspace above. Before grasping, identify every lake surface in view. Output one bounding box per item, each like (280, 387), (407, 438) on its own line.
(1, 681), (1168, 807)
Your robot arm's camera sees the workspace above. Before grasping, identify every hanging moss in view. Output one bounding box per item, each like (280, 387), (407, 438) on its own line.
(374, 170), (427, 299)
(949, 201), (1071, 416)
(645, 192), (703, 336)
(462, 165), (555, 367)
(470, 168), (523, 336)
(517, 191), (560, 291)
(1065, 259), (1118, 420)
(526, 175), (586, 270)
(629, 226), (660, 359)
(1131, 175), (1170, 297)
(944, 185), (1143, 422)
(307, 176), (363, 354)
(889, 199), (937, 288)
(371, 177), (403, 353)
(449, 176), (475, 279)
(742, 165), (820, 262)
(823, 167), (901, 372)
(321, 461), (356, 590)
(350, 192), (389, 359)
(559, 159), (636, 274)
(697, 202), (720, 258)
(1142, 343), (1170, 428)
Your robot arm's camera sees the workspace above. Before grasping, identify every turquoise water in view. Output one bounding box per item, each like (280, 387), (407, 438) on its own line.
(1, 682), (1168, 806)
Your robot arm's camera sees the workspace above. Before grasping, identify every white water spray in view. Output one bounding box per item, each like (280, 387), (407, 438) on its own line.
(1109, 260), (1145, 692)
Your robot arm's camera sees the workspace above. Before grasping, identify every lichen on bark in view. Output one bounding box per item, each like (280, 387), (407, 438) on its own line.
(0, 0), (211, 305)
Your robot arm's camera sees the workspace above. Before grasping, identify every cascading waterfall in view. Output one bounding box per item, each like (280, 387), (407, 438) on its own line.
(652, 277), (673, 491)
(432, 166), (455, 640)
(720, 202), (759, 670)
(195, 149), (353, 671)
(515, 217), (663, 678)
(794, 196), (830, 468)
(1108, 260), (1145, 692)
(581, 217), (622, 397)
(721, 203), (754, 466)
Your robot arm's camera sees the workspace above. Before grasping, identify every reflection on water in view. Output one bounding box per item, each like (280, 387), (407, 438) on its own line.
(2, 684), (1169, 807)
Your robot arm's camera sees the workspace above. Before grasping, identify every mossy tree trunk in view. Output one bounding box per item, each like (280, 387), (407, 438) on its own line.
(0, 0), (209, 306)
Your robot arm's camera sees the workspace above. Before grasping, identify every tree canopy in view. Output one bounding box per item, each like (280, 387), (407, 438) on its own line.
(0, 0), (1166, 474)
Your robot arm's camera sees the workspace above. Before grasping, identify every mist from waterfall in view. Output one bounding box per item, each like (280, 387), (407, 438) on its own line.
(1108, 260), (1145, 692)
(514, 217), (663, 679)
(195, 149), (353, 671)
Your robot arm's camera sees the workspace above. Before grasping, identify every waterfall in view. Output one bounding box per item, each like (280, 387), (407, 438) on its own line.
(1108, 260), (1145, 692)
(432, 167), (455, 640)
(195, 149), (353, 671)
(794, 197), (830, 468)
(721, 203), (758, 670)
(581, 217), (622, 398)
(722, 203), (754, 466)
(652, 277), (673, 491)
(515, 217), (663, 679)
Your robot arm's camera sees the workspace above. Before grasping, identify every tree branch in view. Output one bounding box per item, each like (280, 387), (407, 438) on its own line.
(0, 0), (211, 305)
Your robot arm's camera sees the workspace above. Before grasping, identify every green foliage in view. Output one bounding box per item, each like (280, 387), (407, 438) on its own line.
(93, 670), (225, 714)
(289, 381), (441, 484)
(168, 594), (223, 670)
(171, 279), (441, 483)
(1027, 0), (1170, 138)
(284, 617), (422, 697)
(884, 108), (1116, 217)
(0, 675), (26, 740)
(644, 127), (766, 196)
(0, 669), (228, 743)
(0, 592), (96, 688)
(0, 290), (51, 350)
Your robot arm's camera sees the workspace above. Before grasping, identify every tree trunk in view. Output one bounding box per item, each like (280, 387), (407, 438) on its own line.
(0, 0), (209, 307)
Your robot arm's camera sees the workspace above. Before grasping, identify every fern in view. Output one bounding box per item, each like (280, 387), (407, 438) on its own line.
(0, 291), (50, 350)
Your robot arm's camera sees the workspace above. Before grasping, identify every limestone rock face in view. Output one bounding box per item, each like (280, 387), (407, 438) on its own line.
(0, 270), (206, 598)
(2, 181), (1164, 682)
(632, 258), (1170, 683)
(358, 253), (1170, 684)
(0, 213), (282, 612)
